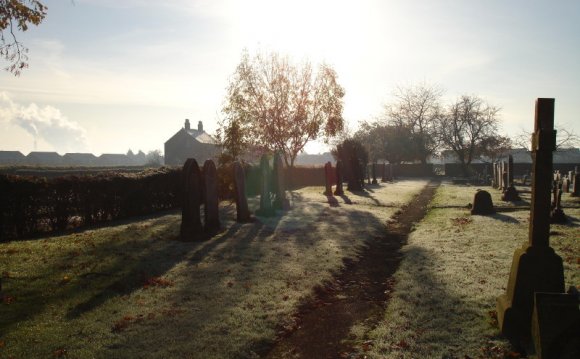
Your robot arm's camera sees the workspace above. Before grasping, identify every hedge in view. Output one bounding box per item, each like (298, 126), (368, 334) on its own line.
(0, 168), (182, 241)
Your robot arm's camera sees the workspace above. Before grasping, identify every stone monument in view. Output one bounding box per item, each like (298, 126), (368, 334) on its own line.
(496, 98), (565, 345)
(202, 159), (220, 232)
(233, 161), (252, 222)
(180, 158), (203, 240)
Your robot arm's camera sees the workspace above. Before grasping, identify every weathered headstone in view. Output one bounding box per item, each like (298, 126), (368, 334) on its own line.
(202, 160), (220, 232)
(501, 161), (508, 191)
(550, 188), (567, 223)
(256, 154), (275, 217)
(497, 98), (565, 344)
(233, 161), (252, 222)
(324, 161), (333, 196)
(334, 160), (344, 196)
(371, 163), (378, 184)
(180, 158), (203, 240)
(471, 190), (495, 215)
(502, 155), (521, 201)
(571, 173), (580, 197)
(273, 153), (290, 210)
(492, 162), (497, 188)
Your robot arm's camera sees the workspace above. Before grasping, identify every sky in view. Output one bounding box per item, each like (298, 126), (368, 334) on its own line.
(0, 0), (579, 156)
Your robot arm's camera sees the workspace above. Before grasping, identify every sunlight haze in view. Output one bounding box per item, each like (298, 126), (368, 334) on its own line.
(1, 0), (579, 155)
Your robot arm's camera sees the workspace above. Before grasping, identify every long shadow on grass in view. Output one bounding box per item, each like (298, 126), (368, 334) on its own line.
(385, 245), (504, 356)
(492, 213), (520, 224)
(96, 192), (391, 358)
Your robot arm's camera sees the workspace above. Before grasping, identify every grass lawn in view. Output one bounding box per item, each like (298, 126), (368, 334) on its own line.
(356, 182), (579, 358)
(0, 179), (428, 358)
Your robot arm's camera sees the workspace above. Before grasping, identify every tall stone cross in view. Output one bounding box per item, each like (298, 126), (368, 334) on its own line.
(496, 98), (564, 343)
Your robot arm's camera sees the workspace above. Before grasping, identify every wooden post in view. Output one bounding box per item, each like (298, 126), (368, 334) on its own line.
(496, 99), (564, 345)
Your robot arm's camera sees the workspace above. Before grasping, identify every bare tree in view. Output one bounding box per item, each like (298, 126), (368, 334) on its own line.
(512, 125), (580, 151)
(438, 95), (501, 176)
(0, 0), (47, 75)
(384, 83), (443, 164)
(222, 50), (345, 167)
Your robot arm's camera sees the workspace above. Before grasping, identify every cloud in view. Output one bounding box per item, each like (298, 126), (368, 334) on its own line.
(0, 92), (88, 152)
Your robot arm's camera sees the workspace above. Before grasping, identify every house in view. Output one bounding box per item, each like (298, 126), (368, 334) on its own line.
(26, 151), (63, 166)
(97, 153), (131, 166)
(164, 119), (220, 166)
(62, 153), (97, 166)
(0, 151), (26, 165)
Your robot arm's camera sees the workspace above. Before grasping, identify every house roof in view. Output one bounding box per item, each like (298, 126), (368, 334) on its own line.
(186, 129), (218, 144)
(27, 151), (62, 159)
(0, 151), (25, 160)
(63, 153), (97, 159)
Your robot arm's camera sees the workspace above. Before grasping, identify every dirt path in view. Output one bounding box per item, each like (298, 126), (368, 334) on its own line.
(263, 180), (440, 359)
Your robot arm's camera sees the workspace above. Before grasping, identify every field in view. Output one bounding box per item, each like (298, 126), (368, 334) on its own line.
(1, 179), (578, 358)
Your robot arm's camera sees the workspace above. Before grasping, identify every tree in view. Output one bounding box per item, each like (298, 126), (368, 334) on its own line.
(478, 135), (512, 163)
(145, 150), (163, 167)
(384, 83), (443, 164)
(332, 138), (368, 191)
(222, 50), (345, 167)
(1, 0), (47, 76)
(438, 95), (501, 176)
(353, 121), (415, 164)
(512, 125), (580, 151)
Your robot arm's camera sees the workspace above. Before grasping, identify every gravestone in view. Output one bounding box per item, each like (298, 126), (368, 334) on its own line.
(550, 188), (567, 223)
(256, 154), (275, 217)
(562, 176), (569, 193)
(492, 162), (497, 188)
(233, 161), (252, 222)
(571, 173), (580, 197)
(522, 174), (529, 186)
(371, 163), (378, 184)
(502, 155), (521, 201)
(323, 161), (333, 196)
(202, 160), (220, 232)
(531, 291), (580, 358)
(334, 160), (344, 196)
(273, 153), (290, 210)
(381, 162), (387, 182)
(501, 161), (508, 191)
(180, 158), (203, 240)
(497, 98), (565, 344)
(471, 190), (495, 215)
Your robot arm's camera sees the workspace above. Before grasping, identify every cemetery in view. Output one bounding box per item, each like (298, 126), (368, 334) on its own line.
(0, 102), (577, 358)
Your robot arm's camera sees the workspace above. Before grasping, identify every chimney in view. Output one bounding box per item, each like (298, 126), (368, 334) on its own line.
(198, 121), (203, 132)
(184, 119), (190, 131)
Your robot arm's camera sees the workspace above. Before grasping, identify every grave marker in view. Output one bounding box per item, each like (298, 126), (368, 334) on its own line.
(324, 161), (333, 196)
(371, 163), (378, 184)
(273, 153), (290, 210)
(180, 158), (203, 240)
(256, 154), (275, 217)
(471, 190), (495, 215)
(233, 161), (252, 222)
(496, 98), (565, 344)
(334, 160), (344, 196)
(202, 160), (220, 232)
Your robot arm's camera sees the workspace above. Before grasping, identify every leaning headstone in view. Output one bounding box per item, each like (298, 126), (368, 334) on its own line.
(202, 160), (220, 232)
(256, 154), (275, 217)
(180, 158), (203, 240)
(233, 162), (252, 222)
(497, 98), (565, 344)
(323, 161), (333, 196)
(334, 160), (344, 196)
(471, 190), (495, 215)
(273, 153), (290, 210)
(371, 163), (378, 184)
(571, 173), (580, 197)
(550, 188), (567, 223)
